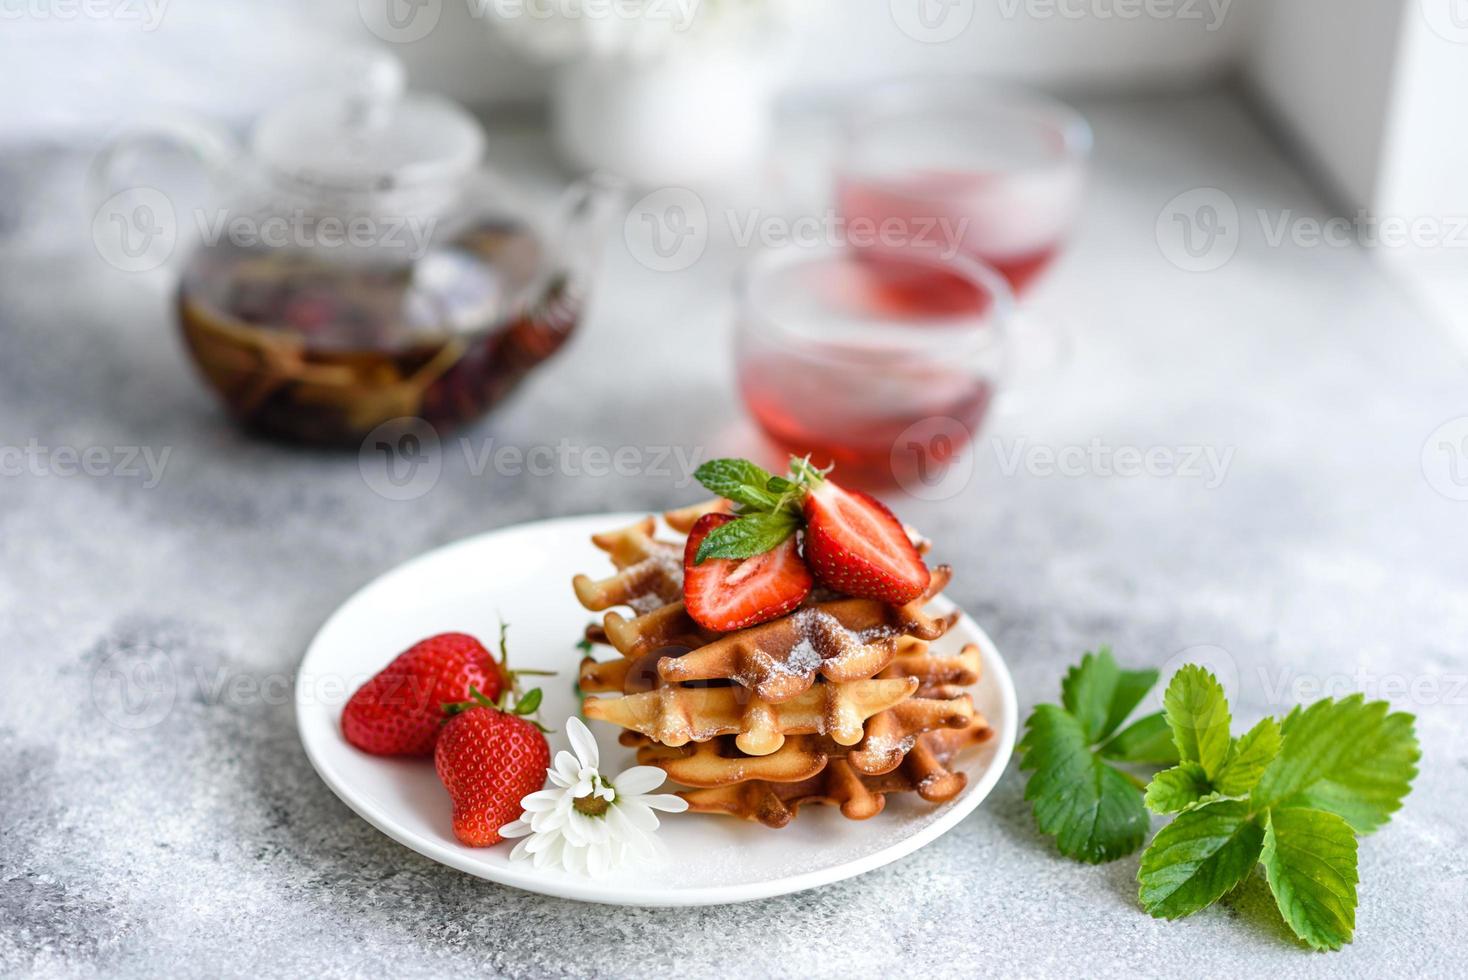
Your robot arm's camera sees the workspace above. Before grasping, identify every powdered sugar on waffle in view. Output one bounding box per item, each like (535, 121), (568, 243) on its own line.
(625, 548), (685, 614)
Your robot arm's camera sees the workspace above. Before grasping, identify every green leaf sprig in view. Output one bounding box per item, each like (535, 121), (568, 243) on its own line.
(1018, 649), (1180, 863)
(1138, 667), (1418, 949)
(688, 457), (828, 564)
(1022, 652), (1421, 952)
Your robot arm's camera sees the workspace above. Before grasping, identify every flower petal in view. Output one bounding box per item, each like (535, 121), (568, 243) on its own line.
(614, 798), (659, 832)
(499, 818), (531, 838)
(586, 841), (609, 877)
(610, 765), (667, 797)
(520, 789), (564, 813)
(566, 716), (600, 770)
(550, 752), (581, 787)
(641, 793), (690, 813)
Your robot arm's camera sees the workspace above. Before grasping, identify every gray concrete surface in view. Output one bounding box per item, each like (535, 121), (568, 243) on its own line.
(2, 93), (1465, 978)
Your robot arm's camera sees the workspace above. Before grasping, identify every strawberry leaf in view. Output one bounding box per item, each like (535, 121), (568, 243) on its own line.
(1099, 712), (1181, 765)
(1260, 806), (1359, 950)
(1061, 648), (1157, 743)
(693, 511), (800, 563)
(1138, 799), (1265, 919)
(1214, 717), (1282, 797)
(513, 688), (543, 715)
(1251, 695), (1419, 834)
(1163, 665), (1232, 779)
(1019, 705), (1151, 863)
(1144, 762), (1218, 814)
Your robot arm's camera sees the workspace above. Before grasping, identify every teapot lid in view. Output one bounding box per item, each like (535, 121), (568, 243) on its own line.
(252, 59), (485, 192)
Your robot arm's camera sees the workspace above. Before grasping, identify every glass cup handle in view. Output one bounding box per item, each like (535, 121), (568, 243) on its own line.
(995, 308), (1074, 416)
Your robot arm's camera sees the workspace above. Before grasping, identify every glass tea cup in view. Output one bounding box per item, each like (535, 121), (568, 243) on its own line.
(734, 242), (1012, 490)
(835, 77), (1092, 295)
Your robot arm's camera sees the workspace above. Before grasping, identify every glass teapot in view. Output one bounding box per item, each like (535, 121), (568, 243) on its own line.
(95, 61), (621, 446)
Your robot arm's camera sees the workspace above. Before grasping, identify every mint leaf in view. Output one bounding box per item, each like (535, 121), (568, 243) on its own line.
(1252, 695), (1420, 833)
(693, 458), (779, 512)
(1138, 800), (1266, 919)
(1163, 665), (1232, 778)
(1260, 807), (1359, 951)
(1019, 705), (1150, 863)
(693, 511), (799, 563)
(1061, 649), (1158, 743)
(1145, 762), (1217, 814)
(1214, 717), (1282, 797)
(1099, 712), (1181, 766)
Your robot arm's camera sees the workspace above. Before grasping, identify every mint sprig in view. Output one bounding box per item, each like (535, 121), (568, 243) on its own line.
(687, 456), (827, 564)
(1018, 649), (1179, 863)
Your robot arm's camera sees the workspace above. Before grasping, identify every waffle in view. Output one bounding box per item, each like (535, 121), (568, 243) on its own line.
(582, 677), (921, 755)
(572, 508), (991, 829)
(572, 517), (684, 614)
(629, 692), (979, 785)
(663, 498), (730, 534)
(655, 566), (958, 702)
(676, 719), (993, 827)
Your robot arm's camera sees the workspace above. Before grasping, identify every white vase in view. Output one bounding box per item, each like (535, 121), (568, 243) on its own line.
(551, 51), (777, 188)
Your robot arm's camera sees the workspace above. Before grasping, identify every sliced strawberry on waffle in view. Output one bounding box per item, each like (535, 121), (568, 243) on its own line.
(682, 513), (813, 632)
(802, 478), (930, 605)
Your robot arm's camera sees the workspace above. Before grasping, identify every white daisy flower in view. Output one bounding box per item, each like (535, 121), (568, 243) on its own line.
(500, 716), (688, 876)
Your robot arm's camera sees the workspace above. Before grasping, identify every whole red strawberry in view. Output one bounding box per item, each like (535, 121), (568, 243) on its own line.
(802, 478), (930, 604)
(436, 689), (550, 847)
(342, 632), (505, 757)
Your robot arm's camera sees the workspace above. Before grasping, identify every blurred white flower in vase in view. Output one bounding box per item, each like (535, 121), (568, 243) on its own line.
(485, 0), (821, 186)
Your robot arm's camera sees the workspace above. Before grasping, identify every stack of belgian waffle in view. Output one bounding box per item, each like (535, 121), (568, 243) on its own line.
(573, 502), (992, 829)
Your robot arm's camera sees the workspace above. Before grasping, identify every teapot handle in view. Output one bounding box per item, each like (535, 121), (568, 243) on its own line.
(88, 114), (241, 275)
(549, 171), (626, 288)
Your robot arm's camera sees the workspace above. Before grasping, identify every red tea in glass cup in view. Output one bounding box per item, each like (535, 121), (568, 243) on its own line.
(836, 79), (1091, 295)
(735, 244), (1011, 489)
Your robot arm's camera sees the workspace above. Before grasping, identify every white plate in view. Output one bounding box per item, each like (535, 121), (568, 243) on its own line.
(296, 513), (1017, 907)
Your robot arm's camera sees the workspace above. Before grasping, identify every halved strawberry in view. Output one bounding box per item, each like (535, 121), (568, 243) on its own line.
(682, 513), (813, 632)
(802, 479), (930, 604)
